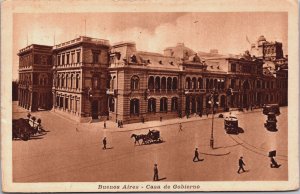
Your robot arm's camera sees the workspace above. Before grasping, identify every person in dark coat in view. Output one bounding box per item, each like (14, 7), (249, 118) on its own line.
(102, 137), (107, 150)
(270, 157), (281, 168)
(153, 164), (159, 181)
(193, 148), (200, 162)
(103, 121), (106, 129)
(117, 120), (120, 128)
(237, 156), (246, 173)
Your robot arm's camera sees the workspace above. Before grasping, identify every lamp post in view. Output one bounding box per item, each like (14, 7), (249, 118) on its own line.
(208, 89), (219, 149)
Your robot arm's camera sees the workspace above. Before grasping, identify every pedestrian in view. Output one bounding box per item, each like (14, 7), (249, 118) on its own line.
(103, 121), (106, 129)
(153, 164), (159, 181)
(270, 156), (281, 168)
(160, 116), (162, 122)
(206, 111), (209, 118)
(102, 137), (107, 150)
(117, 120), (120, 128)
(237, 156), (246, 174)
(193, 148), (200, 162)
(179, 123), (183, 132)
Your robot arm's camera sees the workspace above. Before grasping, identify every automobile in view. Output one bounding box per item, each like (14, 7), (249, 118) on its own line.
(263, 104), (280, 115)
(264, 112), (278, 132)
(224, 115), (239, 134)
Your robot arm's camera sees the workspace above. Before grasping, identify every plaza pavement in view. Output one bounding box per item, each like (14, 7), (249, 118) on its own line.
(12, 102), (288, 182)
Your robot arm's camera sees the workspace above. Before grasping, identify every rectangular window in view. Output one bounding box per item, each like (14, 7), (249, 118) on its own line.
(57, 55), (61, 65)
(70, 98), (73, 111)
(66, 53), (70, 64)
(65, 97), (69, 109)
(62, 54), (65, 65)
(231, 63), (236, 72)
(71, 53), (75, 63)
(93, 52), (99, 63)
(77, 52), (81, 63)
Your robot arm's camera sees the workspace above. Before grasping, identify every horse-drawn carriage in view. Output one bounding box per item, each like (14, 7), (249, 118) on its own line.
(12, 118), (32, 141)
(12, 118), (45, 141)
(224, 115), (239, 134)
(131, 129), (163, 145)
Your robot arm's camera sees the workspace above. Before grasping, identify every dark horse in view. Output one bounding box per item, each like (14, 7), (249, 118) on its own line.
(131, 134), (146, 145)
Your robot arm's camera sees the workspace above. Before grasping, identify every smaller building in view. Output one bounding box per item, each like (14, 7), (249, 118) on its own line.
(18, 44), (53, 111)
(52, 36), (110, 122)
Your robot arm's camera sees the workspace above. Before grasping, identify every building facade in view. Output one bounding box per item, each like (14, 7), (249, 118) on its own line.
(17, 35), (288, 124)
(52, 36), (110, 122)
(18, 44), (53, 111)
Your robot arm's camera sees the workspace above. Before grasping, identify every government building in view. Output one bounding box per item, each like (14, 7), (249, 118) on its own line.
(18, 35), (288, 123)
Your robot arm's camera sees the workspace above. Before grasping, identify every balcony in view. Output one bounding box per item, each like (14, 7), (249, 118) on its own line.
(106, 89), (117, 95)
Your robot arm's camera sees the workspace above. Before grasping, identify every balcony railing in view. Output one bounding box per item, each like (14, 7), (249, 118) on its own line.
(106, 89), (117, 95)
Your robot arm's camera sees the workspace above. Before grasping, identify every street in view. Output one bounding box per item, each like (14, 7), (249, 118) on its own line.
(12, 102), (288, 182)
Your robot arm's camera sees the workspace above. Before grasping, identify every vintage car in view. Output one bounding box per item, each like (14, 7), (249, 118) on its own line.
(264, 112), (278, 131)
(263, 104), (280, 115)
(224, 115), (239, 134)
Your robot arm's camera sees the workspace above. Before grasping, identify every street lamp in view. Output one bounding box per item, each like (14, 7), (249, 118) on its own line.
(208, 89), (219, 149)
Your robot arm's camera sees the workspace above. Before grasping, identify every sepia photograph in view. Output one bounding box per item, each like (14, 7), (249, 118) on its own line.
(1, 0), (299, 192)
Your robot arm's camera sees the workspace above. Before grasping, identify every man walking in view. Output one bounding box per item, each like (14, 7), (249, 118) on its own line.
(237, 156), (246, 174)
(153, 164), (159, 181)
(103, 121), (106, 129)
(179, 123), (183, 132)
(102, 137), (107, 150)
(193, 148), (200, 162)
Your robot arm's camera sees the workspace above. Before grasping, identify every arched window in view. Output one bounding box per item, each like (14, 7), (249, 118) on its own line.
(39, 73), (48, 86)
(130, 99), (139, 115)
(172, 77), (178, 89)
(214, 79), (218, 89)
(111, 76), (116, 89)
(192, 77), (197, 89)
(66, 74), (69, 88)
(198, 78), (203, 89)
(206, 79), (210, 89)
(107, 75), (111, 89)
(186, 77), (191, 89)
(70, 74), (74, 89)
(76, 74), (80, 89)
(131, 75), (139, 90)
(148, 98), (156, 113)
(109, 97), (115, 112)
(171, 97), (178, 112)
(161, 77), (166, 90)
(57, 74), (60, 88)
(167, 77), (172, 90)
(155, 77), (160, 90)
(160, 97), (168, 112)
(148, 76), (154, 90)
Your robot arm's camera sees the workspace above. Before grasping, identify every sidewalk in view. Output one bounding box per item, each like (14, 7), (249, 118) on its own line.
(81, 108), (263, 133)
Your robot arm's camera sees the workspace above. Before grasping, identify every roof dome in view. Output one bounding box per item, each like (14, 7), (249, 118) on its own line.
(257, 35), (266, 42)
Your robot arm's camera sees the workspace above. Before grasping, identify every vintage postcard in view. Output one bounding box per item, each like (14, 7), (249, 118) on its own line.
(1, 0), (299, 192)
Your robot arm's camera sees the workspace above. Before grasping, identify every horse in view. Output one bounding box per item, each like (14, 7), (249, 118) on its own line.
(131, 134), (146, 145)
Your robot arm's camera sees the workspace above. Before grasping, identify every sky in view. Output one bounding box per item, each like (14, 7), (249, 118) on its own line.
(13, 12), (287, 80)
